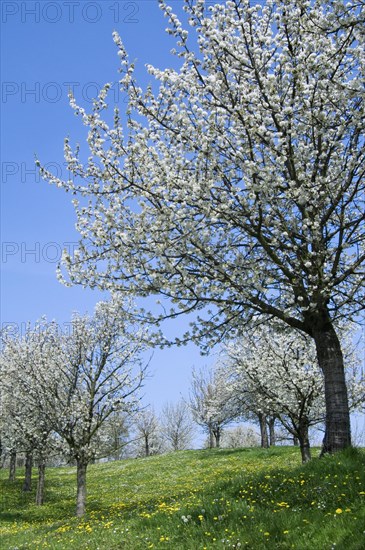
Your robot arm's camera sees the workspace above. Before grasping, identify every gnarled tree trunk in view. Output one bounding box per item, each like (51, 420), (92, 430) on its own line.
(145, 434), (150, 457)
(258, 413), (269, 448)
(268, 417), (276, 446)
(36, 461), (46, 505)
(312, 315), (351, 454)
(214, 427), (221, 448)
(76, 458), (88, 517)
(298, 420), (311, 463)
(23, 451), (33, 492)
(9, 450), (16, 481)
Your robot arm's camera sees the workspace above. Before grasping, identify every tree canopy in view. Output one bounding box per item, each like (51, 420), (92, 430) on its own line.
(40, 0), (365, 452)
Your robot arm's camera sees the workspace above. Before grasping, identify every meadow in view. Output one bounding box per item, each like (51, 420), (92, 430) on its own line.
(0, 447), (364, 549)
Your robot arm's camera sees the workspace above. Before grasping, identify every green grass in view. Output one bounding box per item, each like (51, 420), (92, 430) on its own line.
(1, 447), (364, 549)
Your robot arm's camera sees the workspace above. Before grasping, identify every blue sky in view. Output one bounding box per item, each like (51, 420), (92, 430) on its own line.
(0, 0), (216, 436)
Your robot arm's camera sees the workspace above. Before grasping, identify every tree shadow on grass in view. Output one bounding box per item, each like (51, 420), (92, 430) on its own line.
(188, 447), (365, 513)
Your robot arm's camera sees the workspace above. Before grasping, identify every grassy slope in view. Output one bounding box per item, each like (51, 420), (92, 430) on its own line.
(0, 447), (364, 550)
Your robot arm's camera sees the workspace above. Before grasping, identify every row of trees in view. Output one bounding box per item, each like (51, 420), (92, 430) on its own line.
(0, 297), (148, 516)
(134, 404), (261, 456)
(39, 0), (365, 454)
(2, 304), (363, 516)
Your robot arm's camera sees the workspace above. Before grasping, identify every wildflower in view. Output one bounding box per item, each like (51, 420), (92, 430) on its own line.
(335, 508), (343, 514)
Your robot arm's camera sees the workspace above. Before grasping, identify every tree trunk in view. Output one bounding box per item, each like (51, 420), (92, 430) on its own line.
(312, 317), (351, 454)
(23, 451), (33, 492)
(258, 413), (269, 448)
(209, 428), (214, 449)
(293, 436), (299, 446)
(76, 458), (88, 517)
(9, 450), (16, 481)
(36, 461), (46, 505)
(214, 428), (221, 449)
(145, 434), (150, 457)
(268, 417), (276, 446)
(298, 423), (311, 463)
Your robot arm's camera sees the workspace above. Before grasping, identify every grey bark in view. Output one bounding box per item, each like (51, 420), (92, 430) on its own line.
(145, 434), (150, 457)
(311, 315), (351, 454)
(23, 451), (33, 492)
(76, 458), (88, 517)
(214, 427), (221, 448)
(298, 425), (312, 463)
(36, 461), (46, 505)
(268, 417), (276, 446)
(258, 413), (269, 448)
(9, 450), (16, 481)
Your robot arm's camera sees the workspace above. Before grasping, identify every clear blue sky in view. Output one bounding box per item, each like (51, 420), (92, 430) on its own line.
(0, 0), (216, 432)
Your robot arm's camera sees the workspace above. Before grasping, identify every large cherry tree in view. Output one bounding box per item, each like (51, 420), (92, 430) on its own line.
(41, 0), (365, 452)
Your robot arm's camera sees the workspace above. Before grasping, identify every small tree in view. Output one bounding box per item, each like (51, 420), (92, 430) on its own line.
(217, 374), (275, 450)
(135, 408), (162, 457)
(43, 298), (148, 517)
(92, 411), (131, 461)
(189, 366), (238, 448)
(161, 401), (194, 451)
(0, 321), (60, 500)
(220, 425), (260, 449)
(224, 323), (325, 462)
